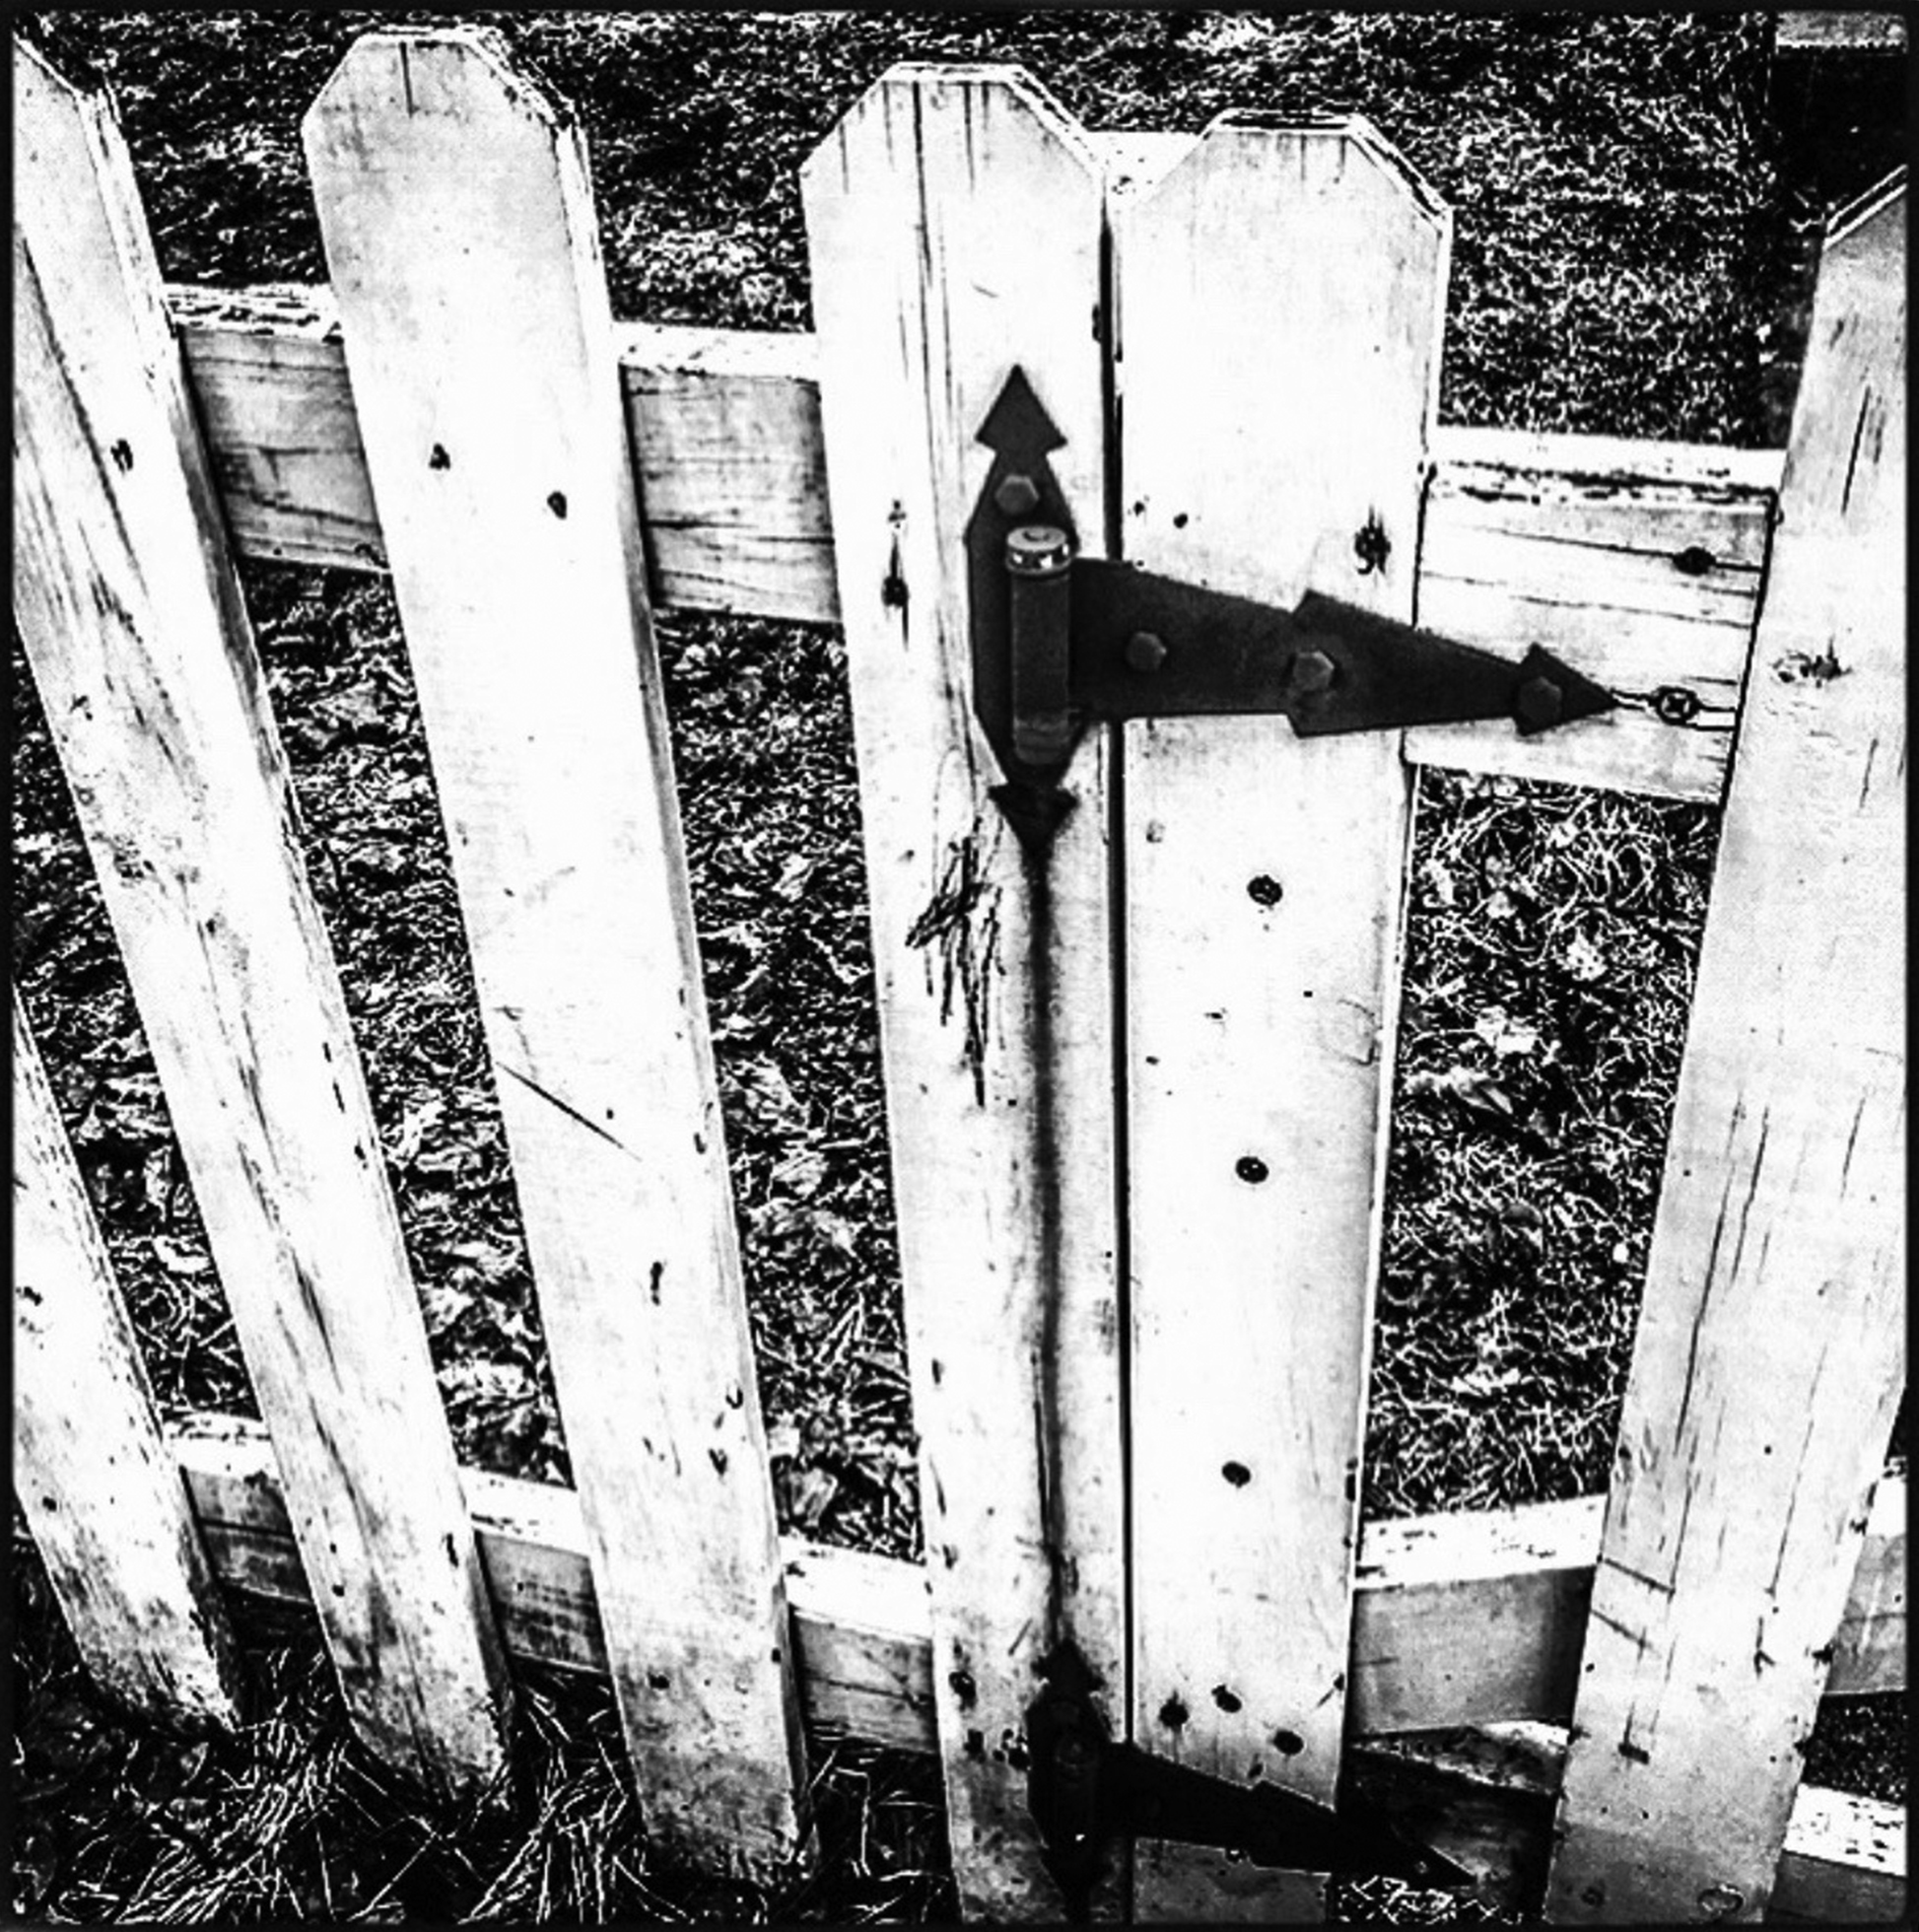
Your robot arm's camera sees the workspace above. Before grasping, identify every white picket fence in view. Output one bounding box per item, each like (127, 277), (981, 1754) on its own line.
(13, 28), (1905, 1923)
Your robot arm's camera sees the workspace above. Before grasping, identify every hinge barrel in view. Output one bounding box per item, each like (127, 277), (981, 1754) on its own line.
(1006, 523), (1075, 769)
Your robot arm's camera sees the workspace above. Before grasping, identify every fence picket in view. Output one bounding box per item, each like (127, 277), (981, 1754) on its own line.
(12, 39), (512, 1801)
(1113, 118), (1451, 1921)
(13, 994), (242, 1729)
(303, 29), (806, 1878)
(802, 65), (1128, 1920)
(1546, 174), (1906, 1924)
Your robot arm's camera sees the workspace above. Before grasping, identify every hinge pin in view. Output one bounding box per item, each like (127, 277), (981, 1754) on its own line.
(1007, 523), (1075, 769)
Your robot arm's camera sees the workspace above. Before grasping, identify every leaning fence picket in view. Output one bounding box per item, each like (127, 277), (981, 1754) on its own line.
(1112, 116), (1451, 1923)
(1546, 174), (1906, 1925)
(303, 29), (807, 1878)
(13, 993), (242, 1730)
(12, 39), (514, 1802)
(802, 64), (1130, 1921)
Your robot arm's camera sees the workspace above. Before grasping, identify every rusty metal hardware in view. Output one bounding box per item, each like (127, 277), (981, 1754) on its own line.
(1025, 1641), (1470, 1921)
(967, 367), (1617, 849)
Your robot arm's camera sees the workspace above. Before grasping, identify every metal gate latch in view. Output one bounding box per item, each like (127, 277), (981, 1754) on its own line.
(1025, 1642), (1470, 1920)
(967, 368), (1615, 849)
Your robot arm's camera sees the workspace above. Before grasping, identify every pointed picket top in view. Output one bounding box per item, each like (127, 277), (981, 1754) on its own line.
(801, 59), (1105, 201)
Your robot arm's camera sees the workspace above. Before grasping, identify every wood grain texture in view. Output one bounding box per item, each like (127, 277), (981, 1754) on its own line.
(1407, 456), (1773, 801)
(617, 322), (839, 621)
(1113, 116), (1450, 1921)
(303, 28), (805, 1879)
(801, 64), (1127, 1921)
(13, 996), (242, 1730)
(12, 39), (512, 1801)
(164, 292), (1789, 804)
(172, 1414), (1903, 1914)
(1545, 174), (1907, 1926)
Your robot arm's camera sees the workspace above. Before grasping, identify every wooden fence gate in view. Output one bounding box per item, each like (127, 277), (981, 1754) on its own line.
(13, 30), (1905, 1925)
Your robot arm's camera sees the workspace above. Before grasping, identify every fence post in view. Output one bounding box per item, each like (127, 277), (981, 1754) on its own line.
(802, 66), (1129, 1919)
(303, 28), (807, 1878)
(1545, 173), (1906, 1924)
(1108, 120), (1452, 1921)
(13, 993), (243, 1730)
(11, 38), (513, 1800)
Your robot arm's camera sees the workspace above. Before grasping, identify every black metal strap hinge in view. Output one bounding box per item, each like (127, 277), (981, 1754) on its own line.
(1025, 1643), (1470, 1920)
(966, 368), (1616, 850)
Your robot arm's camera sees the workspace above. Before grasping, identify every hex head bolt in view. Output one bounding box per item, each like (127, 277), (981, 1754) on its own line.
(1127, 631), (1168, 673)
(994, 472), (1042, 518)
(1289, 649), (1337, 696)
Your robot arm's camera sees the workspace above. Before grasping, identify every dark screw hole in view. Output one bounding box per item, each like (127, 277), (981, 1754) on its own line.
(1674, 544), (1716, 577)
(109, 439), (134, 472)
(428, 444), (450, 470)
(547, 490), (569, 518)
(1221, 1460), (1252, 1487)
(1353, 515), (1391, 575)
(1247, 874), (1283, 908)
(1212, 1686), (1243, 1714)
(948, 1669), (978, 1709)
(1172, 512), (1189, 529)
(648, 1671), (671, 1690)
(1271, 1728), (1305, 1757)
(1235, 1155), (1268, 1185)
(1158, 1694), (1190, 1730)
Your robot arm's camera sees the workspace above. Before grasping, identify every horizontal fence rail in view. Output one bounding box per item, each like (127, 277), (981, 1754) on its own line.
(172, 1413), (1903, 1917)
(166, 284), (1780, 806)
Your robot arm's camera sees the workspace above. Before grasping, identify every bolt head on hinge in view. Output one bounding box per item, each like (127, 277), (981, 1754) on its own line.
(1127, 631), (1168, 673)
(995, 472), (1043, 518)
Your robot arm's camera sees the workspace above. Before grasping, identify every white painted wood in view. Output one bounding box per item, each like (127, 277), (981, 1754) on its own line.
(303, 28), (805, 1879)
(13, 995), (242, 1730)
(802, 64), (1127, 1920)
(166, 293), (1784, 797)
(1408, 457), (1773, 801)
(11, 38), (512, 1801)
(1114, 117), (1450, 1921)
(172, 1413), (1905, 1755)
(1768, 1787), (1906, 1922)
(616, 322), (839, 621)
(1546, 174), (1906, 1925)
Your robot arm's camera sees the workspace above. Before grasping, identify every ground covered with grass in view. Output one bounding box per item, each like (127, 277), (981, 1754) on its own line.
(10, 9), (1905, 1922)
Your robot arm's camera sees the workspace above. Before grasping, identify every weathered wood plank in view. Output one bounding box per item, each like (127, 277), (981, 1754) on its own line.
(802, 64), (1127, 1920)
(617, 322), (839, 622)
(303, 27), (805, 1880)
(1356, 1726), (1906, 1921)
(1115, 115), (1451, 1922)
(12, 38), (512, 1801)
(166, 289), (1782, 802)
(1407, 456), (1772, 801)
(13, 995), (242, 1730)
(1546, 173), (1906, 1925)
(173, 1416), (1904, 1913)
(172, 1414), (1905, 1739)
